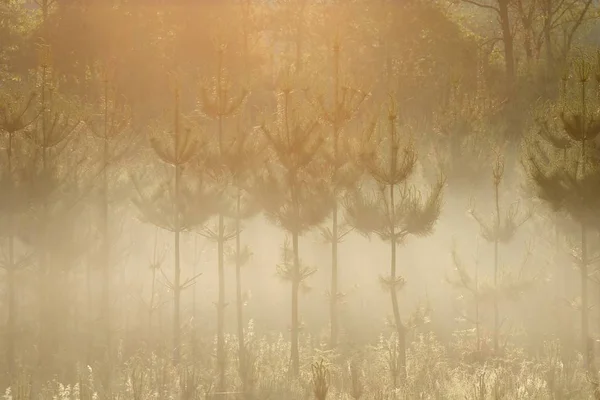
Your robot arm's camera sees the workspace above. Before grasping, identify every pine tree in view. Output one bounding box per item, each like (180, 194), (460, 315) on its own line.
(344, 96), (444, 383)
(196, 43), (248, 392)
(470, 157), (534, 356)
(530, 94), (575, 353)
(230, 1), (265, 385)
(0, 85), (40, 379)
(224, 122), (263, 386)
(448, 155), (535, 361)
(254, 74), (334, 377)
(25, 45), (82, 378)
(84, 60), (135, 389)
(312, 35), (367, 349)
(196, 113), (262, 388)
(526, 57), (600, 391)
(133, 83), (219, 365)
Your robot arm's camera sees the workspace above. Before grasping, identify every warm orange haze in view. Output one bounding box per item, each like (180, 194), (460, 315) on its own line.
(1, 0), (600, 398)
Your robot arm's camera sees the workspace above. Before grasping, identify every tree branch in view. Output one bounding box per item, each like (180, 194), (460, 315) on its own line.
(462, 0), (501, 14)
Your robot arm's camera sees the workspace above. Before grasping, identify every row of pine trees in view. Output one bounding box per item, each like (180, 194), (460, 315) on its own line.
(2, 0), (600, 397)
(0, 39), (442, 390)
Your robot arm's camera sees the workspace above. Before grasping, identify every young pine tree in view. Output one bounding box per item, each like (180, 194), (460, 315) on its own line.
(85, 62), (134, 385)
(312, 35), (367, 349)
(344, 96), (444, 383)
(26, 46), (82, 378)
(449, 156), (534, 360)
(219, 120), (263, 386)
(255, 76), (334, 377)
(133, 84), (219, 365)
(196, 43), (248, 392)
(531, 99), (575, 351)
(527, 58), (600, 388)
(229, 2), (265, 384)
(0, 87), (39, 378)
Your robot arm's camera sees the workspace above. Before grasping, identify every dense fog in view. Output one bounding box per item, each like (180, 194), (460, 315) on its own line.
(1, 0), (600, 399)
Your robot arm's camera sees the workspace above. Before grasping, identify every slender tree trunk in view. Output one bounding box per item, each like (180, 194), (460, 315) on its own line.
(388, 114), (406, 383)
(330, 41), (340, 349)
(217, 212), (226, 390)
(158, 294), (164, 353)
(149, 264), (156, 337)
(474, 239), (481, 355)
(291, 231), (300, 377)
(543, 0), (554, 75)
(389, 207), (406, 383)
(149, 229), (159, 340)
(579, 78), (591, 373)
(173, 90), (182, 366)
(391, 231), (406, 380)
(499, 0), (516, 91)
(173, 224), (181, 365)
(518, 7), (534, 64)
(191, 236), (198, 359)
(330, 202), (339, 348)
(216, 51), (227, 390)
(493, 179), (500, 355)
(86, 255), (92, 366)
(554, 203), (570, 359)
(100, 79), (112, 393)
(5, 132), (16, 379)
(581, 224), (590, 366)
(237, 0), (251, 385)
(6, 243), (16, 378)
(216, 121), (226, 392)
(281, 90), (301, 377)
(294, 1), (305, 74)
(235, 187), (245, 377)
(389, 214), (406, 383)
(37, 59), (53, 377)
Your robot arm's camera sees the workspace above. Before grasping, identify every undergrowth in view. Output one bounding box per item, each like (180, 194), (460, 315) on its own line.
(2, 322), (594, 400)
